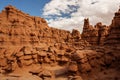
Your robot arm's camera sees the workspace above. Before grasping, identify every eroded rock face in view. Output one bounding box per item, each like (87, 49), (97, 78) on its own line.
(104, 8), (120, 46)
(82, 18), (98, 45)
(0, 5), (88, 72)
(95, 22), (109, 45)
(82, 18), (109, 45)
(0, 5), (48, 46)
(0, 5), (88, 46)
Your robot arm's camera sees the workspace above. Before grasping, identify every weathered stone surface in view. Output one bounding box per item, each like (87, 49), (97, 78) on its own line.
(15, 52), (24, 57)
(104, 8), (120, 46)
(71, 29), (81, 39)
(0, 5), (88, 68)
(82, 18), (109, 45)
(68, 76), (83, 80)
(21, 59), (33, 66)
(68, 61), (78, 72)
(24, 55), (32, 60)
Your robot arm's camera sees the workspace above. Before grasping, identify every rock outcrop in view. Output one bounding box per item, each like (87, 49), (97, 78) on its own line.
(104, 8), (120, 46)
(0, 5), (88, 46)
(82, 18), (98, 45)
(82, 18), (109, 45)
(0, 5), (89, 72)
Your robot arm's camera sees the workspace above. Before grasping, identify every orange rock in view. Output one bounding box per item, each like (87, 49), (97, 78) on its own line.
(104, 8), (120, 46)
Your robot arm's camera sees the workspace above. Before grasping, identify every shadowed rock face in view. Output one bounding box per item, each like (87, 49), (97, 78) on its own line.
(104, 8), (120, 46)
(0, 5), (120, 80)
(82, 8), (120, 46)
(82, 18), (109, 45)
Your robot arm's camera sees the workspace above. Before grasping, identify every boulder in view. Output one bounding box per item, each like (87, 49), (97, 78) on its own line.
(68, 61), (78, 72)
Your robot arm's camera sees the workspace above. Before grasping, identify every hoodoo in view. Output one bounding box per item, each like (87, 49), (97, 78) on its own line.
(104, 7), (120, 45)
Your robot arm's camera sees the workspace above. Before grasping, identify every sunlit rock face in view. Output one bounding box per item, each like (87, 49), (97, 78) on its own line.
(0, 5), (49, 46)
(0, 5), (88, 70)
(0, 5), (88, 46)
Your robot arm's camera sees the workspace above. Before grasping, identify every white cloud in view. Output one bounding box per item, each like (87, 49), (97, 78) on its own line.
(43, 0), (120, 32)
(43, 0), (79, 16)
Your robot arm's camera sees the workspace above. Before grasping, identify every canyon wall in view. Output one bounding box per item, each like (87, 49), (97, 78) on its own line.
(0, 5), (88, 47)
(0, 5), (89, 71)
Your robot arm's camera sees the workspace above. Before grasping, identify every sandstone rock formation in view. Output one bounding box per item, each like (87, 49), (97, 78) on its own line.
(0, 5), (120, 80)
(0, 5), (88, 75)
(0, 5), (88, 47)
(82, 18), (109, 45)
(104, 8), (120, 46)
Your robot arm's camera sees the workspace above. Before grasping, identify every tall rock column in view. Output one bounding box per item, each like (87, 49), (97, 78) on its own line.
(104, 8), (120, 46)
(95, 22), (109, 45)
(81, 18), (98, 45)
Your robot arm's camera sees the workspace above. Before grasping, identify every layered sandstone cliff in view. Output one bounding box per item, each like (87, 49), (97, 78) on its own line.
(0, 5), (88, 73)
(0, 5), (88, 47)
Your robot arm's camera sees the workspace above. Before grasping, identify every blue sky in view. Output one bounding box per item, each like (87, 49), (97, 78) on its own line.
(0, 0), (50, 17)
(0, 0), (119, 32)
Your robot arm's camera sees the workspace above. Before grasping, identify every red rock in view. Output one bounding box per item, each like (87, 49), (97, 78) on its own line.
(82, 18), (109, 45)
(71, 29), (81, 39)
(68, 61), (78, 72)
(104, 8), (120, 46)
(78, 62), (91, 73)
